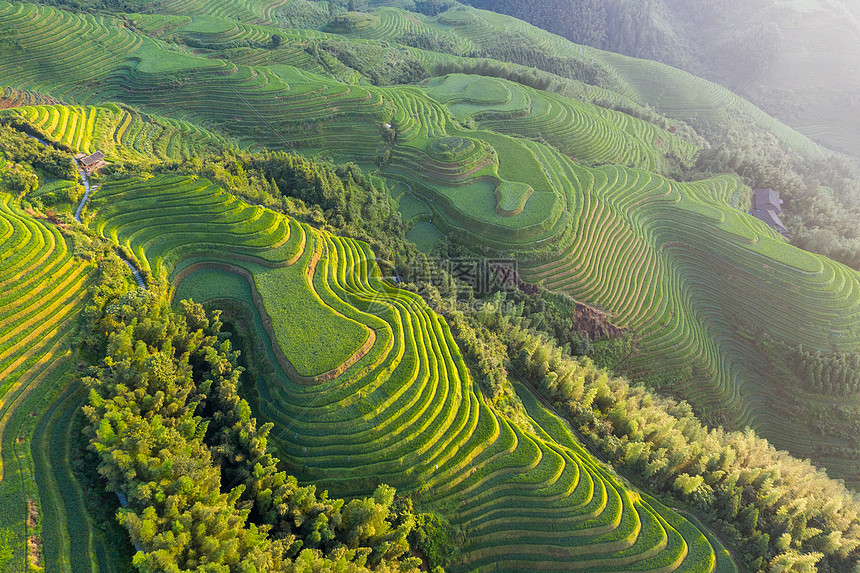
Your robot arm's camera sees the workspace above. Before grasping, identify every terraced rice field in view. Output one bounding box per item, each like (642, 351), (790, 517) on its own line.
(594, 52), (823, 158)
(89, 175), (373, 380)
(2, 0), (856, 492)
(0, 0), (818, 166)
(130, 12), (326, 54)
(384, 132), (561, 240)
(88, 174), (734, 573)
(424, 74), (699, 174)
(1, 0), (855, 477)
(154, 0), (290, 27)
(0, 103), (230, 160)
(0, 3), (693, 174)
(0, 87), (59, 109)
(336, 6), (632, 97)
(405, 221), (443, 253)
(372, 87), (569, 242)
(0, 1), (234, 104)
(519, 159), (860, 477)
(124, 12), (340, 77)
(1, 0), (858, 566)
(345, 8), (471, 51)
(337, 5), (564, 62)
(27, 179), (81, 209)
(0, 192), (124, 572)
(327, 2), (821, 159)
(0, 4), (692, 239)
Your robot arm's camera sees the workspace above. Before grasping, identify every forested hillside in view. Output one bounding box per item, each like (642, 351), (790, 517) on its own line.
(460, 0), (860, 158)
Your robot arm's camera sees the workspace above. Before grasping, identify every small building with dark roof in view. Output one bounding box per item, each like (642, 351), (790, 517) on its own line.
(750, 187), (791, 239)
(77, 151), (106, 173)
(753, 188), (783, 212)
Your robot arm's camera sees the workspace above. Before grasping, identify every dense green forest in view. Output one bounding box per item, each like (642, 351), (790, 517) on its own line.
(457, 0), (768, 74)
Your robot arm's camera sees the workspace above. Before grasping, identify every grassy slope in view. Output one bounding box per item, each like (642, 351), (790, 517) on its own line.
(518, 162), (860, 481)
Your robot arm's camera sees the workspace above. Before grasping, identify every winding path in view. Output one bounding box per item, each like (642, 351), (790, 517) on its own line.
(72, 159), (145, 532)
(24, 134), (144, 289)
(73, 165), (145, 289)
(73, 169), (92, 222)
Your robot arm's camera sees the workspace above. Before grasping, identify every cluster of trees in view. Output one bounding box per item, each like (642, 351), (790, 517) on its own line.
(784, 154), (860, 270)
(395, 31), (457, 55)
(457, 297), (860, 572)
(686, 121), (860, 271)
(182, 36), (274, 51)
(417, 240), (633, 367)
(247, 152), (407, 266)
(443, 304), (533, 432)
(467, 31), (620, 90)
(755, 332), (860, 397)
(33, 0), (145, 14)
(589, 97), (686, 135)
(0, 122), (77, 181)
(434, 58), (590, 102)
(277, 0), (331, 30)
(706, 21), (783, 83)
(323, 11), (378, 34)
(408, 514), (461, 571)
(748, 330), (860, 458)
(309, 40), (429, 85)
(39, 181), (86, 207)
(407, 0), (456, 17)
(0, 161), (39, 196)
(78, 257), (429, 572)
